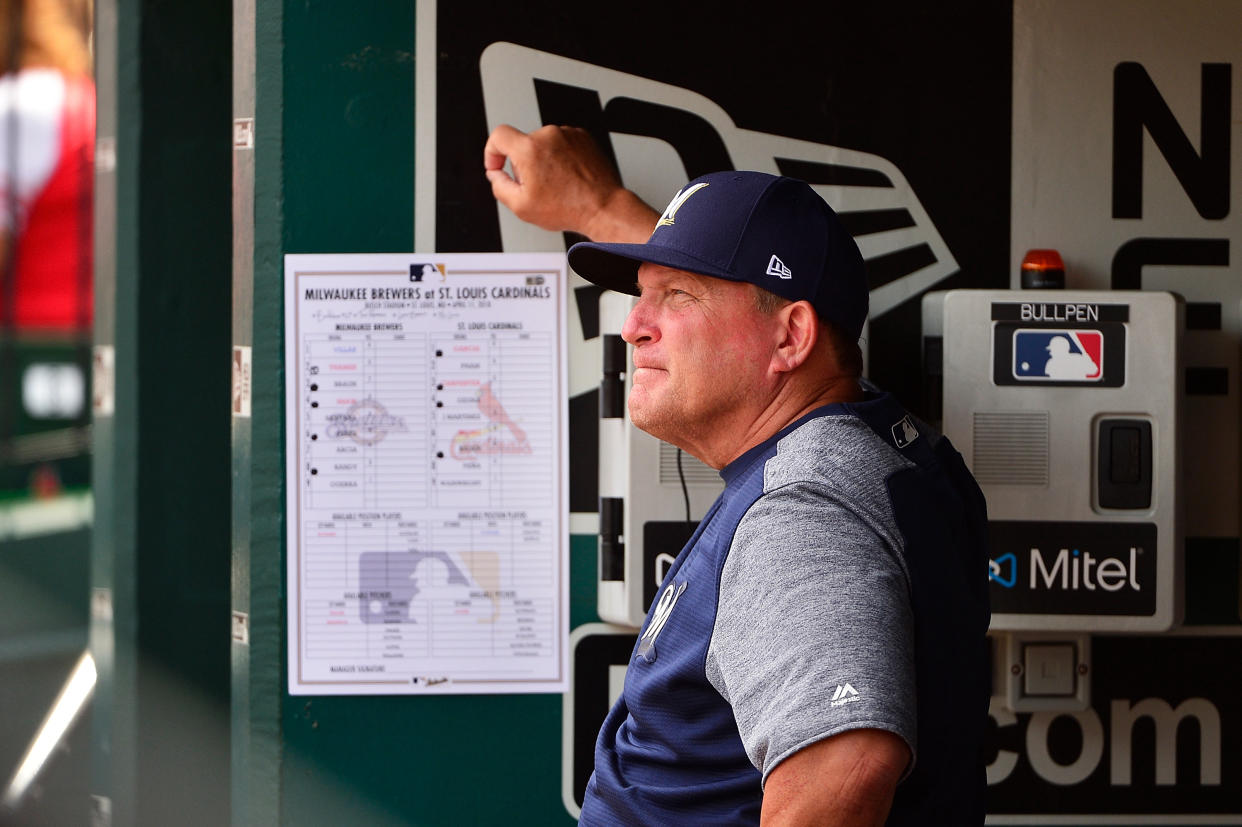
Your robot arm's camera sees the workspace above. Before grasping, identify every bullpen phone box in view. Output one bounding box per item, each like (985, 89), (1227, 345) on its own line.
(933, 289), (1184, 634)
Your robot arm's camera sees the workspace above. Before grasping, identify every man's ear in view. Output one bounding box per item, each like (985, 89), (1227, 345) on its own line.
(771, 301), (819, 374)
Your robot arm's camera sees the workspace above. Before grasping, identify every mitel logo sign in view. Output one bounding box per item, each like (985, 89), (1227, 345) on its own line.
(989, 553), (1017, 588)
(1029, 546), (1141, 592)
(988, 521), (1157, 617)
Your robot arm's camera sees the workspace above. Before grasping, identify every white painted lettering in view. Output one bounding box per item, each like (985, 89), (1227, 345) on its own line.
(1027, 709), (1105, 785)
(987, 699), (1020, 785)
(1031, 547), (1068, 589)
(1082, 552), (1098, 590)
(1097, 558), (1127, 591)
(1028, 547), (1140, 591)
(1109, 698), (1221, 786)
(989, 695), (1225, 789)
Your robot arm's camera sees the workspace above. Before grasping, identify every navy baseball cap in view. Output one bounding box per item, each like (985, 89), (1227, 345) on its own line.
(567, 171), (868, 340)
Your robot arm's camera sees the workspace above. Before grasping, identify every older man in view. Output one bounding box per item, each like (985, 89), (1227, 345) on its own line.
(486, 127), (990, 826)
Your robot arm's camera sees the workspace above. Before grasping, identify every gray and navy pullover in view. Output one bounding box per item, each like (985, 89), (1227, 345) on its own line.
(581, 392), (991, 825)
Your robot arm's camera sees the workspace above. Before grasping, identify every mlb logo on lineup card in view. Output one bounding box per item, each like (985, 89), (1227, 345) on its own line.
(1012, 329), (1103, 381)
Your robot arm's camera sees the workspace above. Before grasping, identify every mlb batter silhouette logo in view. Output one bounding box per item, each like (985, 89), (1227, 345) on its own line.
(1013, 329), (1103, 381)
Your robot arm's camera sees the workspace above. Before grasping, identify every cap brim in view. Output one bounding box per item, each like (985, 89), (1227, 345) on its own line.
(567, 240), (737, 296)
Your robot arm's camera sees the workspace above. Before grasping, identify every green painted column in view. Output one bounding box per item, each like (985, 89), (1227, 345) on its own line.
(232, 3), (588, 823)
(91, 0), (233, 823)
(89, 0), (138, 818)
(230, 0), (282, 821)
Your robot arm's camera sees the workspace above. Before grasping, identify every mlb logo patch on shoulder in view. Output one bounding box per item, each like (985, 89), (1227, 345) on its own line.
(1012, 329), (1103, 382)
(890, 415), (919, 448)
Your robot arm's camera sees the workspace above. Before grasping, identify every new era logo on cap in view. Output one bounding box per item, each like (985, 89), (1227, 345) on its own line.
(766, 255), (792, 279)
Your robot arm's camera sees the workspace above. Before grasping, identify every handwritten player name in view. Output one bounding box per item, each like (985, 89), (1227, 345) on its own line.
(448, 383), (531, 458)
(311, 308), (429, 323)
(451, 429), (533, 458)
(325, 400), (408, 445)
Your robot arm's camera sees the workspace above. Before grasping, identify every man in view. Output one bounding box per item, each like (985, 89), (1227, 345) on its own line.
(1, 0), (95, 329)
(486, 127), (990, 825)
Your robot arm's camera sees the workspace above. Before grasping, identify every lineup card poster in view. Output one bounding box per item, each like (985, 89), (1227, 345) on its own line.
(284, 253), (569, 695)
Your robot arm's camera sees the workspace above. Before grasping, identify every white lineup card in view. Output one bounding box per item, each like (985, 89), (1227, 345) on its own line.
(284, 253), (569, 695)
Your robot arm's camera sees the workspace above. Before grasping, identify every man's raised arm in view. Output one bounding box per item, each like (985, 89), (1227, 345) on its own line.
(483, 124), (658, 243)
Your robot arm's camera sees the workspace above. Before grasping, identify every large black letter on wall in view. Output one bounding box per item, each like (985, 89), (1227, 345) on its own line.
(1112, 62), (1231, 220)
(532, 80), (734, 188)
(1112, 237), (1231, 396)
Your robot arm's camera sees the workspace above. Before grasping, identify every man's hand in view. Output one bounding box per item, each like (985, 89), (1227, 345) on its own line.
(483, 124), (658, 243)
(761, 728), (909, 826)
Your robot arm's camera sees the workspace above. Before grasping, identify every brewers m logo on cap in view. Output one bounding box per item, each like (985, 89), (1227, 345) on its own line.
(654, 182), (709, 230)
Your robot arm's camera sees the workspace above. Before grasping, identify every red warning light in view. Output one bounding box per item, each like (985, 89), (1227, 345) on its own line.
(1020, 249), (1065, 289)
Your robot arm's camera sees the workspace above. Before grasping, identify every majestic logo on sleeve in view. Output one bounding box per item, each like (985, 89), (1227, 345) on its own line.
(654, 182), (709, 230)
(635, 581), (686, 663)
(830, 682), (861, 707)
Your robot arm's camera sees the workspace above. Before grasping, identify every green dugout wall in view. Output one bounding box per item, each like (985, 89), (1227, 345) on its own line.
(90, 0), (231, 823)
(92, 0), (589, 823)
(228, 2), (587, 825)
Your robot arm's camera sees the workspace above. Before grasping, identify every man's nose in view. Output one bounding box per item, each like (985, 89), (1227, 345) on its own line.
(621, 299), (657, 346)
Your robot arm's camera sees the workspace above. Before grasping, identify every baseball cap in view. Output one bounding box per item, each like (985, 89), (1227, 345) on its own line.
(567, 171), (868, 340)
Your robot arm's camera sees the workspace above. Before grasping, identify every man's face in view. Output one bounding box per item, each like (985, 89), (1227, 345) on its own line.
(620, 263), (778, 459)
